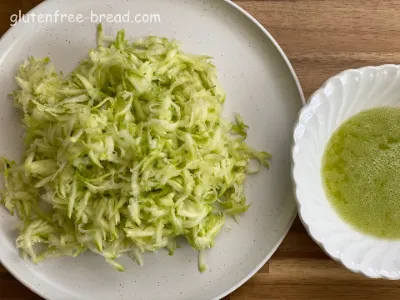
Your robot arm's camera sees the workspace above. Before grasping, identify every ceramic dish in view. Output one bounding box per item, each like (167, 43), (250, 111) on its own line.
(293, 64), (400, 279)
(0, 0), (304, 299)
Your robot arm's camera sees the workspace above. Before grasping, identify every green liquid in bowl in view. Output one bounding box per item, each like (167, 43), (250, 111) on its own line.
(322, 107), (400, 239)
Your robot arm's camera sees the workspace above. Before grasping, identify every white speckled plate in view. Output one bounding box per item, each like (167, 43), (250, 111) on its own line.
(0, 0), (304, 299)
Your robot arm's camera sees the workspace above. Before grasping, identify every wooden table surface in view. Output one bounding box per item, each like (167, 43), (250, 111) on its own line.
(1, 0), (400, 299)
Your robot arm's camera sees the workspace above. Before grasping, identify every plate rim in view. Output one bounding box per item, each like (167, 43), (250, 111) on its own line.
(0, 0), (305, 299)
(215, 3), (304, 299)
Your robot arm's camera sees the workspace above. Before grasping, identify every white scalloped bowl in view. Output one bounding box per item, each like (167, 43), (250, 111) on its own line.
(292, 65), (400, 279)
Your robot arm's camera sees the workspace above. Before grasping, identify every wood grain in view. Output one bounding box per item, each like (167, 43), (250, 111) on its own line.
(2, 1), (400, 299)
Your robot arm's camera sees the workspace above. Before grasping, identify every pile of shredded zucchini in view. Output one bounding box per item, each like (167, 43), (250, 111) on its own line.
(0, 25), (270, 272)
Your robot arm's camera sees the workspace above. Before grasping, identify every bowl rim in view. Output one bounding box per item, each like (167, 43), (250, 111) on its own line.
(291, 63), (400, 280)
(0, 0), (306, 299)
